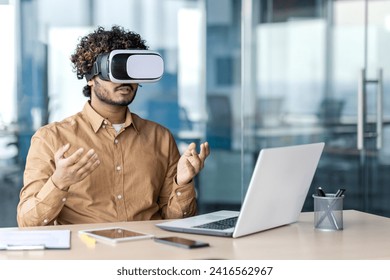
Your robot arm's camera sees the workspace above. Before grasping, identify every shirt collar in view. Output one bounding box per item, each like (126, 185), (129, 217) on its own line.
(82, 101), (139, 134)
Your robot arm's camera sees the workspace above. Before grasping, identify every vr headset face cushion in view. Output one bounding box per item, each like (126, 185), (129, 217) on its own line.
(96, 52), (110, 81)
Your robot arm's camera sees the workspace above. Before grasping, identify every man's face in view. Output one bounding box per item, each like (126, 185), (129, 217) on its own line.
(90, 77), (139, 106)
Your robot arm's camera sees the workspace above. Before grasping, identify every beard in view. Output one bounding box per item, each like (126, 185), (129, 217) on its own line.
(93, 80), (138, 106)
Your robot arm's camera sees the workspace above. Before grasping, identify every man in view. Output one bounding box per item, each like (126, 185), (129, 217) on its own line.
(17, 25), (210, 227)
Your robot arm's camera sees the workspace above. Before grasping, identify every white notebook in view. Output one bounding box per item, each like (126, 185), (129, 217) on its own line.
(0, 229), (71, 250)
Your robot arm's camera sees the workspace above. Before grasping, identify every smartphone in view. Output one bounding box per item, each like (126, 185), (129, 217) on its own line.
(154, 236), (209, 249)
(78, 227), (153, 244)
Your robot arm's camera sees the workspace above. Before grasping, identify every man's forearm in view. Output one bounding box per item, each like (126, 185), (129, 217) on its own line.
(17, 177), (68, 227)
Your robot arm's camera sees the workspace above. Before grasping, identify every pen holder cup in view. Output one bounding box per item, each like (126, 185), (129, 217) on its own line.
(313, 194), (344, 231)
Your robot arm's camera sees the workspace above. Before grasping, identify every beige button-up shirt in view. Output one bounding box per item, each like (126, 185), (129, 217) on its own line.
(17, 102), (197, 226)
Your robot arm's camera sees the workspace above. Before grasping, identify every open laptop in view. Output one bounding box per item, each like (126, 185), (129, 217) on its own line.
(156, 142), (325, 238)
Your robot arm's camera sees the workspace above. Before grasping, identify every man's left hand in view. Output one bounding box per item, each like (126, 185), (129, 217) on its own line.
(177, 142), (210, 186)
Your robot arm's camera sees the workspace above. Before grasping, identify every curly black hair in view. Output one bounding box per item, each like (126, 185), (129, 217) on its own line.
(70, 25), (148, 97)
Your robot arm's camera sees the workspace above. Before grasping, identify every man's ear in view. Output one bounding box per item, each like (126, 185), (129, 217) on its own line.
(87, 79), (93, 87)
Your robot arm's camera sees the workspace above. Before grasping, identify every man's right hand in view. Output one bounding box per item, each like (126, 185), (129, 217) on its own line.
(51, 143), (100, 190)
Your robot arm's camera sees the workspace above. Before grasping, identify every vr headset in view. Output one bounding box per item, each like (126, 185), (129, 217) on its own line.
(85, 50), (164, 83)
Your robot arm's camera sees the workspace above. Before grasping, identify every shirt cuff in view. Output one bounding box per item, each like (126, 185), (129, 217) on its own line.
(171, 176), (196, 214)
(36, 177), (69, 206)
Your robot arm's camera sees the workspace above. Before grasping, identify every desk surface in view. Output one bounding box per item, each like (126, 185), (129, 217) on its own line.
(1, 210), (389, 260)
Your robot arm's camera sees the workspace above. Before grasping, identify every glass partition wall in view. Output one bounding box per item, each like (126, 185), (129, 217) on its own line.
(242, 0), (390, 216)
(1, 0), (390, 227)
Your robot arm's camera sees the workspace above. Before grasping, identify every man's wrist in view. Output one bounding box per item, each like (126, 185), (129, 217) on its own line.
(51, 176), (69, 191)
(175, 176), (192, 186)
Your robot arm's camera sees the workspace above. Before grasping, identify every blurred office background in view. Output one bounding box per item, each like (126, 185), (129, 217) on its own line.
(1, 0), (390, 227)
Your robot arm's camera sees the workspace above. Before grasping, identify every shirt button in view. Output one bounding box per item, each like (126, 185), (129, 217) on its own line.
(104, 120), (108, 125)
(176, 191), (182, 196)
(102, 125), (106, 129)
(183, 212), (187, 216)
(116, 165), (121, 171)
(117, 195), (122, 200)
(114, 139), (119, 144)
(62, 198), (67, 202)
(43, 219), (48, 224)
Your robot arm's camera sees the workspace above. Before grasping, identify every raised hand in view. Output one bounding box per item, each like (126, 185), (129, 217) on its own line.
(176, 142), (210, 186)
(51, 143), (100, 190)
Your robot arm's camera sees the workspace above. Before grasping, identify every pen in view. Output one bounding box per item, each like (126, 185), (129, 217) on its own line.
(316, 187), (326, 197)
(335, 188), (346, 197)
(5, 244), (45, 250)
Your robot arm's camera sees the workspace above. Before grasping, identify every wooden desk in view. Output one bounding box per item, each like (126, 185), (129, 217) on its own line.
(1, 210), (389, 260)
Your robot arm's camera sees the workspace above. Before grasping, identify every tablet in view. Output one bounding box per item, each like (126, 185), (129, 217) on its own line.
(78, 227), (153, 244)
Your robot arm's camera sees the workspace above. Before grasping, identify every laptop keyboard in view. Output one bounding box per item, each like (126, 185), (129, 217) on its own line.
(193, 216), (238, 230)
